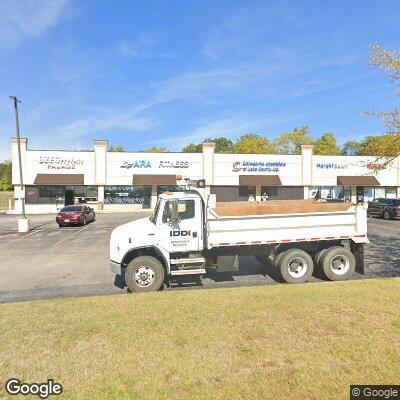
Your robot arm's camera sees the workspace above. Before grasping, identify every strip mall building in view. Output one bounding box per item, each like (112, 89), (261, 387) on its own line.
(10, 138), (400, 214)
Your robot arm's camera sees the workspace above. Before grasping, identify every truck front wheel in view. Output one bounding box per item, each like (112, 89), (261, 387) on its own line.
(321, 247), (356, 281)
(125, 256), (165, 292)
(277, 249), (314, 284)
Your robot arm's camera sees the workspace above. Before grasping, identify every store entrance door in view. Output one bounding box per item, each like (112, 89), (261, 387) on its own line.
(64, 189), (75, 206)
(356, 186), (364, 203)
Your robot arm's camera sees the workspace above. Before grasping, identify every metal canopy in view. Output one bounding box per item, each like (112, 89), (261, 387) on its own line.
(34, 174), (84, 185)
(337, 176), (380, 186)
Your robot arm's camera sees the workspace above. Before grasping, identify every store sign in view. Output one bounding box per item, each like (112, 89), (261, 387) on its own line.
(39, 156), (84, 170)
(316, 162), (348, 170)
(159, 160), (189, 169)
(366, 162), (391, 171)
(232, 161), (286, 173)
(120, 160), (151, 169)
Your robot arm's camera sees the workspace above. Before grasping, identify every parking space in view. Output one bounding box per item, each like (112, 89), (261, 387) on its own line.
(0, 212), (399, 302)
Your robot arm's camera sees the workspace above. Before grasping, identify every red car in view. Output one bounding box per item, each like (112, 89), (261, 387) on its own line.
(56, 205), (96, 227)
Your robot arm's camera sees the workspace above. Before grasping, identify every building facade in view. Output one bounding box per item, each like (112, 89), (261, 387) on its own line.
(10, 138), (400, 214)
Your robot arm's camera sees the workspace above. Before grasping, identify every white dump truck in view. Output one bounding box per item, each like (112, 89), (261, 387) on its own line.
(110, 180), (368, 292)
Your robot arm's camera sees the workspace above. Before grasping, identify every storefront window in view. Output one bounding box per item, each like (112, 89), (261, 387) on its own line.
(105, 185), (151, 208)
(359, 187), (397, 201)
(73, 186), (86, 197)
(25, 186), (39, 204)
(386, 187), (397, 198)
(374, 187), (386, 199)
(363, 187), (374, 202)
(261, 186), (304, 200)
(309, 186), (351, 202)
(25, 185), (98, 205)
(86, 186), (98, 198)
(261, 187), (278, 198)
(157, 185), (184, 196)
(239, 186), (256, 199)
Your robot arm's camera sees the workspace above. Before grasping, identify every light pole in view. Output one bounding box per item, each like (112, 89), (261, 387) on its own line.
(9, 96), (30, 232)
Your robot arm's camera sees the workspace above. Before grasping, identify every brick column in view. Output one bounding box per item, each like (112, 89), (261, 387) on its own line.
(202, 142), (215, 186)
(94, 140), (108, 206)
(301, 144), (313, 200)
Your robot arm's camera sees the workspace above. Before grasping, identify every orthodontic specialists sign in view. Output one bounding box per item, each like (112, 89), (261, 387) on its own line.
(232, 160), (287, 173)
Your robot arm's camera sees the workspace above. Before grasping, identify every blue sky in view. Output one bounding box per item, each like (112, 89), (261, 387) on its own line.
(1, 0), (400, 160)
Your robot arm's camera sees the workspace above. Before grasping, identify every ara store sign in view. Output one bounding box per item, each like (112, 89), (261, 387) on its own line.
(120, 160), (152, 169)
(232, 160), (287, 173)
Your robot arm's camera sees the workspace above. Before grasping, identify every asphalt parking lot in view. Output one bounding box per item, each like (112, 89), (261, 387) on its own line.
(0, 212), (399, 303)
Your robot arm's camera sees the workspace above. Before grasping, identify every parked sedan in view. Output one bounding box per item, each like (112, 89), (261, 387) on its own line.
(367, 198), (400, 220)
(56, 205), (96, 227)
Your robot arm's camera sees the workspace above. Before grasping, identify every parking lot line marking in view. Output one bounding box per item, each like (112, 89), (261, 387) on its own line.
(22, 221), (55, 237)
(53, 225), (90, 246)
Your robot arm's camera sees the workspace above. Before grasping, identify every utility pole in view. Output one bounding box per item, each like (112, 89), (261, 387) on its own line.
(10, 96), (29, 231)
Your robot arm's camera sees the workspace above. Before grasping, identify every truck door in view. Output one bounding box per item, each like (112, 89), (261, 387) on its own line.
(156, 197), (203, 253)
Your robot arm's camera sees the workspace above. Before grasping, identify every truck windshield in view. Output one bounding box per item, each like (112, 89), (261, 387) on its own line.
(150, 198), (161, 223)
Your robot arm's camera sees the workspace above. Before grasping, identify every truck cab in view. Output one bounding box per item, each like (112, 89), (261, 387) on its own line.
(153, 191), (204, 254)
(110, 190), (207, 292)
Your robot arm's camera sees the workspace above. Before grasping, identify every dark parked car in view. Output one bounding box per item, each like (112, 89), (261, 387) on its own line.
(367, 198), (400, 220)
(56, 205), (96, 227)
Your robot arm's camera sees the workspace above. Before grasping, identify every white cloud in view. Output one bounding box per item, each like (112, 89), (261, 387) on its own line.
(53, 103), (159, 141)
(0, 0), (69, 48)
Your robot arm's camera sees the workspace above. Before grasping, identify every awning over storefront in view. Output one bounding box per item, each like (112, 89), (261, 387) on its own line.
(337, 176), (380, 186)
(239, 175), (282, 186)
(132, 175), (177, 185)
(34, 174), (84, 185)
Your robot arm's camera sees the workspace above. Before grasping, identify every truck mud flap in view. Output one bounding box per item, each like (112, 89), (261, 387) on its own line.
(350, 242), (365, 274)
(216, 255), (239, 272)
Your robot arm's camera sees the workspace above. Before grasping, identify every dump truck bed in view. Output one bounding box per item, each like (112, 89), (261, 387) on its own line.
(206, 200), (368, 249)
(213, 199), (352, 216)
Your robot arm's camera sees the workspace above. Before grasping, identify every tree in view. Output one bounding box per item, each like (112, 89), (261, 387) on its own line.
(233, 133), (275, 154)
(182, 137), (234, 153)
(357, 134), (400, 157)
(341, 140), (362, 156)
(207, 137), (233, 153)
(361, 43), (400, 161)
(274, 126), (313, 154)
(0, 161), (12, 191)
(313, 132), (340, 155)
(142, 146), (168, 152)
(182, 142), (202, 153)
(109, 145), (125, 152)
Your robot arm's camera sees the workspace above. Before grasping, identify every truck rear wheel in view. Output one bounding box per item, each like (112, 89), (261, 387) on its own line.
(125, 256), (165, 292)
(277, 249), (314, 284)
(321, 246), (356, 281)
